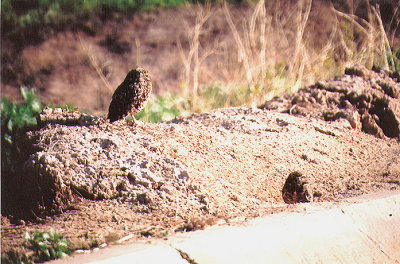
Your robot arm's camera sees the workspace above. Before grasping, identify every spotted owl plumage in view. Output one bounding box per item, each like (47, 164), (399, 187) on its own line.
(107, 67), (152, 123)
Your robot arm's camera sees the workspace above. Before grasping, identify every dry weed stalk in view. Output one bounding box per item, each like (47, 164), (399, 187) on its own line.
(135, 37), (141, 66)
(79, 36), (113, 93)
(388, 4), (400, 45)
(223, 2), (253, 87)
(176, 0), (396, 113)
(289, 0), (312, 92)
(178, 4), (214, 111)
(223, 0), (314, 100)
(79, 36), (114, 110)
(331, 2), (396, 71)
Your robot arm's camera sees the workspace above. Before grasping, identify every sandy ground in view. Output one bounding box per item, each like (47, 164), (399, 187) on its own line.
(2, 104), (399, 256)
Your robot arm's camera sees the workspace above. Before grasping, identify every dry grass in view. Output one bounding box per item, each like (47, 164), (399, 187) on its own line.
(177, 4), (215, 111)
(8, 1), (399, 119)
(80, 36), (113, 94)
(332, 3), (399, 70)
(172, 0), (399, 115)
(175, 0), (321, 112)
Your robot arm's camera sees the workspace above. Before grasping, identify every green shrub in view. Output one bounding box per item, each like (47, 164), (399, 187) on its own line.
(0, 0), (183, 37)
(134, 83), (256, 123)
(1, 0), (240, 43)
(1, 0), (146, 50)
(1, 248), (31, 264)
(23, 229), (71, 262)
(1, 87), (42, 177)
(135, 93), (184, 123)
(194, 84), (251, 111)
(1, 229), (71, 264)
(1, 87), (42, 143)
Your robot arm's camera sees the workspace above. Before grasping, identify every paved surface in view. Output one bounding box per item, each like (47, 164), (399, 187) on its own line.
(51, 191), (400, 264)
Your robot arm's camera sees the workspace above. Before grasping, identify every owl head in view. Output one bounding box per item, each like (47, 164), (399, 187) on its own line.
(123, 67), (150, 84)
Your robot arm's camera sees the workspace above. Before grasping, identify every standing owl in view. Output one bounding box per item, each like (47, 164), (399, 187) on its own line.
(107, 67), (152, 123)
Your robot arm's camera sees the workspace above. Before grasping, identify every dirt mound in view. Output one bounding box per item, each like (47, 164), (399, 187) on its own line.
(2, 68), (400, 253)
(21, 107), (208, 216)
(260, 66), (400, 139)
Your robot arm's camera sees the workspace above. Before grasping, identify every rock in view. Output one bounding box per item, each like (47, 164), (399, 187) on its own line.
(136, 193), (152, 205)
(260, 67), (400, 138)
(361, 112), (384, 138)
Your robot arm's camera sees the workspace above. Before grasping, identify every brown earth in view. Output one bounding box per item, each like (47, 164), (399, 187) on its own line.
(1, 4), (257, 113)
(2, 67), (399, 258)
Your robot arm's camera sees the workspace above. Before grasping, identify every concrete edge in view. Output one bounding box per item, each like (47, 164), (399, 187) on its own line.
(50, 190), (400, 264)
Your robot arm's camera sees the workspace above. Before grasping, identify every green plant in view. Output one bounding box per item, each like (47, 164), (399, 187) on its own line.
(135, 93), (185, 123)
(48, 103), (77, 111)
(76, 232), (100, 250)
(1, 248), (31, 264)
(1, 87), (42, 177)
(23, 229), (71, 262)
(1, 229), (71, 264)
(194, 84), (252, 111)
(1, 0), (205, 43)
(388, 48), (400, 71)
(134, 84), (250, 123)
(1, 87), (42, 144)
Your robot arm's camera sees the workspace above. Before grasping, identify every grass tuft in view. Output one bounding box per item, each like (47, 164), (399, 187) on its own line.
(23, 229), (71, 262)
(1, 229), (71, 264)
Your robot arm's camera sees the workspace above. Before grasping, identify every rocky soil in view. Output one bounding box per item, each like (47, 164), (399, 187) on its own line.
(261, 66), (400, 139)
(2, 67), (400, 255)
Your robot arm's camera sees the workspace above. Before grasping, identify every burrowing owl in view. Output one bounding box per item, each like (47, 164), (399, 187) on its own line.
(107, 67), (152, 123)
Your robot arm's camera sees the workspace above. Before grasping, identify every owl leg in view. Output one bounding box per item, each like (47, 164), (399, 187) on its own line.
(103, 117), (111, 131)
(127, 113), (137, 126)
